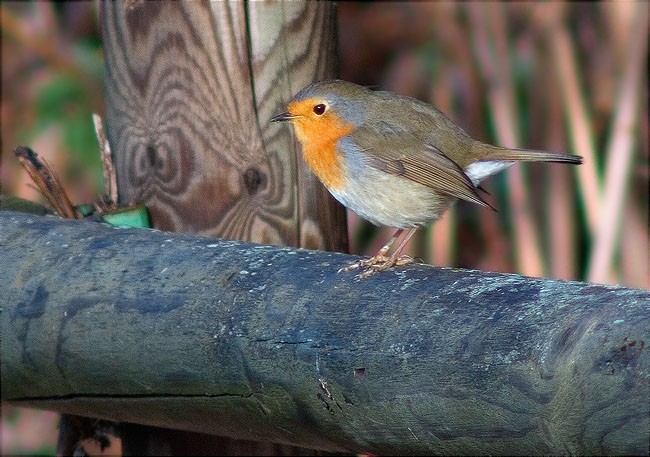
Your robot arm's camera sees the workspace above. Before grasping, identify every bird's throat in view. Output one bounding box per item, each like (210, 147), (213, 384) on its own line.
(294, 119), (353, 191)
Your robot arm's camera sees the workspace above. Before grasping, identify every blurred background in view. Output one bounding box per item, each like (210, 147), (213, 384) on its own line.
(1, 1), (648, 454)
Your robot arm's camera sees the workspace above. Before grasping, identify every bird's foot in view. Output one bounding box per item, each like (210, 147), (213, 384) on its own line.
(339, 254), (416, 279)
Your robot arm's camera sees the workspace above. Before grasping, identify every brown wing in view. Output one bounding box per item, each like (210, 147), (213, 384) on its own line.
(349, 126), (495, 210)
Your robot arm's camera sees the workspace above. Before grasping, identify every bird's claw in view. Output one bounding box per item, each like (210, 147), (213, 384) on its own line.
(339, 254), (416, 279)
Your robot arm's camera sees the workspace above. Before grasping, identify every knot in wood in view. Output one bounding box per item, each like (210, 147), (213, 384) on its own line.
(243, 167), (265, 195)
(145, 145), (164, 171)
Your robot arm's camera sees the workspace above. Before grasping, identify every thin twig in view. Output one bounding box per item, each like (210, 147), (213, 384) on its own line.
(14, 146), (77, 219)
(93, 113), (119, 206)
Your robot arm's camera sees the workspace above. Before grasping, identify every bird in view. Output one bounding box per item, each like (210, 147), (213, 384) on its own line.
(271, 79), (582, 278)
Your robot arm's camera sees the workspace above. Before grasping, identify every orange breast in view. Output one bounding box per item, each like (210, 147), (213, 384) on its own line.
(291, 111), (354, 191)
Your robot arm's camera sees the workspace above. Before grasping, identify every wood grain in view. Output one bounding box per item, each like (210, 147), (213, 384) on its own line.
(2, 212), (649, 455)
(101, 0), (347, 251)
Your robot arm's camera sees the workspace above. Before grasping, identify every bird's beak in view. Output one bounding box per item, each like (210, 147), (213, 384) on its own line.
(270, 112), (296, 123)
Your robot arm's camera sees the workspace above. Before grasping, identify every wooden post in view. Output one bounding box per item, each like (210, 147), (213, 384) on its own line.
(101, 0), (347, 251)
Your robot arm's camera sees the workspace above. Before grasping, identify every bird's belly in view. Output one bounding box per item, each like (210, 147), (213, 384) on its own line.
(329, 166), (453, 228)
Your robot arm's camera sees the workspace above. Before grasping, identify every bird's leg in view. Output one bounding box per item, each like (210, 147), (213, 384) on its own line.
(340, 228), (403, 273)
(387, 227), (419, 266)
(341, 228), (419, 278)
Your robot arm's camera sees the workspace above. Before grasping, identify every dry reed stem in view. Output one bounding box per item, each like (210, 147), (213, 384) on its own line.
(468, 2), (544, 277)
(429, 64), (456, 267)
(492, 6), (545, 277)
(548, 167), (575, 280)
(545, 68), (576, 280)
(587, 3), (647, 283)
(621, 201), (650, 289)
(536, 3), (602, 234)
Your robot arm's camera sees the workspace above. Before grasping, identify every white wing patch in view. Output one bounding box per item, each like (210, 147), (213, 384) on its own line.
(465, 160), (513, 186)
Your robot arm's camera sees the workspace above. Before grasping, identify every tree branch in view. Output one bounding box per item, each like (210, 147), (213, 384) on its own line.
(1, 211), (648, 455)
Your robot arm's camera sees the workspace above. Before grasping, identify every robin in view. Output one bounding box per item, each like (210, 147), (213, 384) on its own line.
(271, 80), (582, 278)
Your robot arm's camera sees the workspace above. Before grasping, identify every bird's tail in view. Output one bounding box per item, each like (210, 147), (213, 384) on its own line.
(477, 144), (583, 165)
(464, 144), (582, 186)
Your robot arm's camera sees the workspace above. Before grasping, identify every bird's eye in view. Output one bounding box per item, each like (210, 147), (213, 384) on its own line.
(313, 103), (327, 115)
